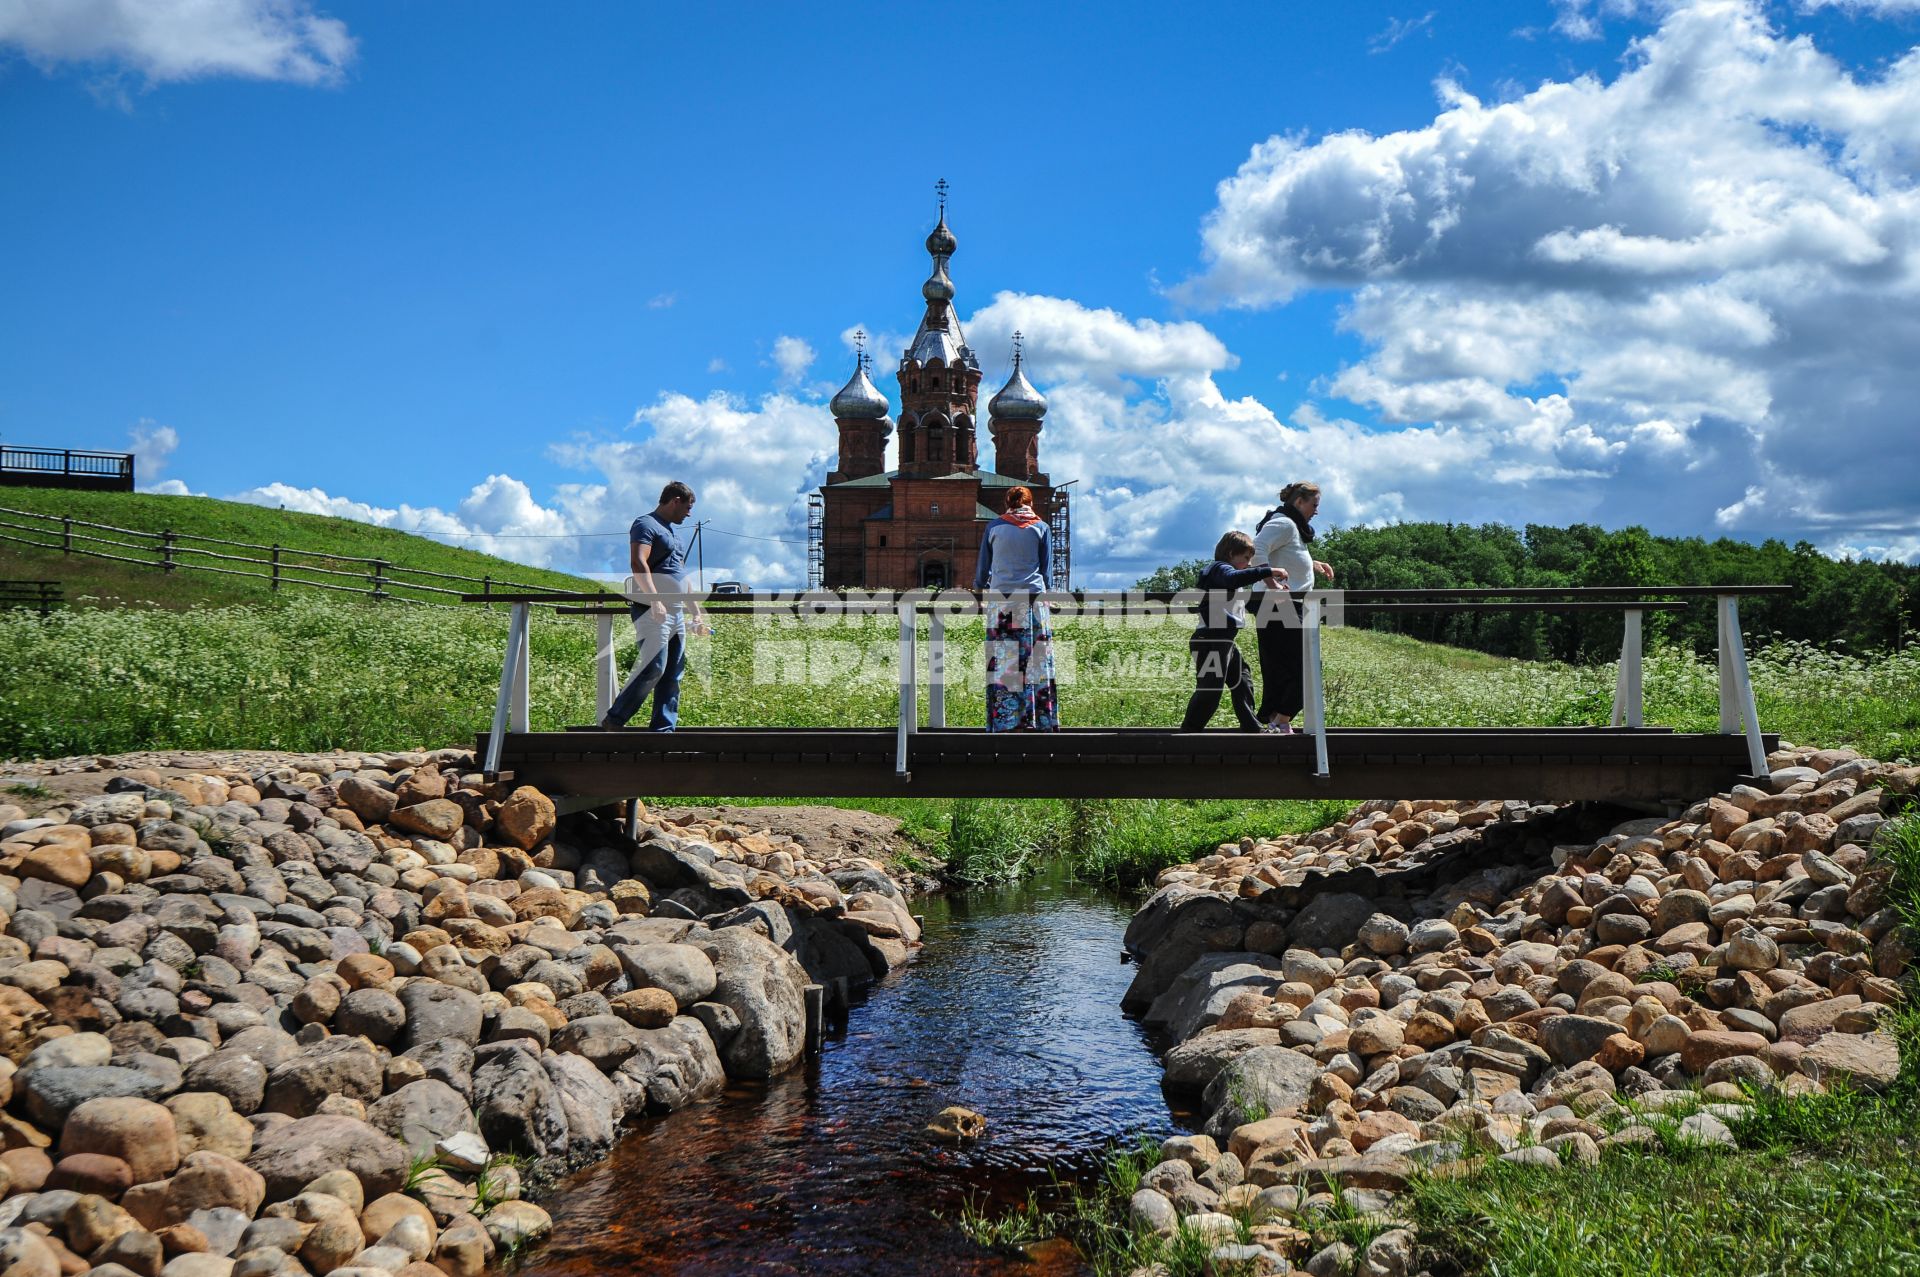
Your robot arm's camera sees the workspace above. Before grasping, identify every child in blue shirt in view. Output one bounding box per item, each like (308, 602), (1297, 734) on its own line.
(1181, 530), (1288, 731)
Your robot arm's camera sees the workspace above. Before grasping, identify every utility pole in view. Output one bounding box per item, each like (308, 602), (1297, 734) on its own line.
(691, 520), (706, 591)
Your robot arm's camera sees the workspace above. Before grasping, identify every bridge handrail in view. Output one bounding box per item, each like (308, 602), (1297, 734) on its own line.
(462, 583), (1793, 605)
(479, 582), (1782, 785)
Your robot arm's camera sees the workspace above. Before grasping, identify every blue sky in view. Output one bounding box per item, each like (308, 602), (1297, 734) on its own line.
(3, 0), (1918, 584)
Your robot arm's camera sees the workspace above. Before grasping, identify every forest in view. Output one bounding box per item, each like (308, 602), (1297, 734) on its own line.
(1134, 522), (1918, 662)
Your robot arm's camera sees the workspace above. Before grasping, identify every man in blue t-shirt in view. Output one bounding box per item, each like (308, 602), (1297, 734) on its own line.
(602, 480), (706, 730)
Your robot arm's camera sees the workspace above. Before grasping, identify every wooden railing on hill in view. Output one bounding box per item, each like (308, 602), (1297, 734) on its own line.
(0, 503), (565, 604)
(0, 579), (62, 615)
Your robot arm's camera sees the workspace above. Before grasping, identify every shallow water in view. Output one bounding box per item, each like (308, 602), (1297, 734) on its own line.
(518, 866), (1185, 1276)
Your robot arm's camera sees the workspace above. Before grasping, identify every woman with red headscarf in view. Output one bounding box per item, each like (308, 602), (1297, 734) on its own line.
(973, 486), (1057, 731)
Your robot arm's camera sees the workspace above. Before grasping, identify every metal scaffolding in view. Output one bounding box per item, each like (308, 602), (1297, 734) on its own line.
(1048, 481), (1073, 589)
(805, 492), (825, 590)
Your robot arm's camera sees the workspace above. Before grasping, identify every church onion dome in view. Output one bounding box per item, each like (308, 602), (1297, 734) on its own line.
(925, 211), (957, 257)
(989, 361), (1047, 421)
(830, 365), (891, 420)
(922, 261), (955, 302)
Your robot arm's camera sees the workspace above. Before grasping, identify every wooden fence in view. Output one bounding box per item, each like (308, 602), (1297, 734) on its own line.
(0, 504), (566, 605)
(0, 579), (62, 615)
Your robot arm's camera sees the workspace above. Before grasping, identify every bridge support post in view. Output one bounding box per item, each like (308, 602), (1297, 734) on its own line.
(928, 606), (946, 729)
(895, 595), (916, 777)
(1301, 594), (1330, 779)
(511, 604), (530, 734)
(594, 613), (616, 721)
(1610, 609), (1644, 728)
(485, 601), (531, 775)
(803, 983), (825, 1056)
(1716, 594), (1770, 778)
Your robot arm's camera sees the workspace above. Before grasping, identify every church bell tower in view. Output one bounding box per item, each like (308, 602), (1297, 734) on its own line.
(895, 180), (983, 477)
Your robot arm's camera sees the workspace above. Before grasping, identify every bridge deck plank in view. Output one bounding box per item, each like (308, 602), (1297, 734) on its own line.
(480, 726), (1771, 802)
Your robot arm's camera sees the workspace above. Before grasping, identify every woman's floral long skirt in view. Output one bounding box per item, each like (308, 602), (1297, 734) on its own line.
(985, 601), (1059, 732)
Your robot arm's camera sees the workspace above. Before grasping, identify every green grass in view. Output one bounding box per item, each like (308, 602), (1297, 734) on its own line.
(679, 794), (1354, 889)
(1403, 813), (1920, 1277)
(6, 582), (1916, 758)
(925, 796), (1356, 888)
(954, 1136), (1260, 1277)
(402, 1151), (446, 1193)
(951, 1188), (1063, 1249)
(1409, 1141), (1920, 1277)
(472, 1155), (521, 1215)
(0, 487), (595, 610)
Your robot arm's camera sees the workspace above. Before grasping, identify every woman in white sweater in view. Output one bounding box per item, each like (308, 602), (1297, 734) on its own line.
(1251, 482), (1336, 732)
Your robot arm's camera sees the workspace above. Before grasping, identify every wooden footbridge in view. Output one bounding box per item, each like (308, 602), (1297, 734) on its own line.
(464, 586), (1786, 804)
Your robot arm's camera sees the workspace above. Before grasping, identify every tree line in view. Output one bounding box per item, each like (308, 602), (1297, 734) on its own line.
(1135, 523), (1917, 663)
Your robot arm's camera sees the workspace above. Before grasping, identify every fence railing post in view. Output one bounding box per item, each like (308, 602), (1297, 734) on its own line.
(595, 614), (616, 721)
(1300, 594), (1330, 779)
(371, 559), (389, 602)
(61, 517), (71, 554)
(485, 602), (531, 774)
(928, 605), (946, 729)
(512, 604), (531, 733)
(895, 593), (916, 777)
(1609, 608), (1644, 728)
(1715, 594), (1770, 779)
(270, 546), (281, 591)
(160, 530), (175, 572)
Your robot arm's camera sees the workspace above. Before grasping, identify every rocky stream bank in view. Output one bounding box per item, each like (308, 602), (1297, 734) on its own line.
(0, 750), (921, 1277)
(1118, 747), (1916, 1277)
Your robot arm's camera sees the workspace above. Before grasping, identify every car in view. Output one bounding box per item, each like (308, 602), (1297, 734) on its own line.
(710, 580), (749, 595)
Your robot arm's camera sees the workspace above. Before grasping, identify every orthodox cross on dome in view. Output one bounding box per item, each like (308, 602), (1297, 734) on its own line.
(853, 327), (868, 373)
(935, 177), (948, 215)
(1011, 330), (1024, 369)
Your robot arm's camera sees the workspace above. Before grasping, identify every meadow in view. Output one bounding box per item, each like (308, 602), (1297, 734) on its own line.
(4, 595), (1914, 884)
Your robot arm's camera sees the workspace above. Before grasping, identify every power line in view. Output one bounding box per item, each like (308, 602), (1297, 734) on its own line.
(415, 524), (809, 546)
(705, 527), (809, 545)
(419, 529), (628, 539)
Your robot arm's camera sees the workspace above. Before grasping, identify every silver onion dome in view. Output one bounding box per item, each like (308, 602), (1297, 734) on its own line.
(989, 360), (1047, 420)
(925, 211), (956, 256)
(922, 261), (954, 302)
(830, 365), (891, 420)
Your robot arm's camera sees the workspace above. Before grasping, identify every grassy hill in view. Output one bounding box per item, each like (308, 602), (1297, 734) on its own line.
(0, 487), (598, 608)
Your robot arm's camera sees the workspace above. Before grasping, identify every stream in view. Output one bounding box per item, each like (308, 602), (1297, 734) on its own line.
(517, 864), (1187, 1275)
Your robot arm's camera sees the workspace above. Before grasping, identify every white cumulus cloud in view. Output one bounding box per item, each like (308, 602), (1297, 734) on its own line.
(1176, 0), (1920, 553)
(127, 418), (178, 486)
(225, 479), (584, 570)
(546, 390), (838, 584)
(0, 0), (356, 86)
(770, 336), (816, 384)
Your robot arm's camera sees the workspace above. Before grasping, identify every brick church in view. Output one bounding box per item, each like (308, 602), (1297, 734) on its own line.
(809, 196), (1070, 591)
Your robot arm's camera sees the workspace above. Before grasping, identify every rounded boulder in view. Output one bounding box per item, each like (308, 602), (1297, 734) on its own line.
(61, 1096), (180, 1185)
